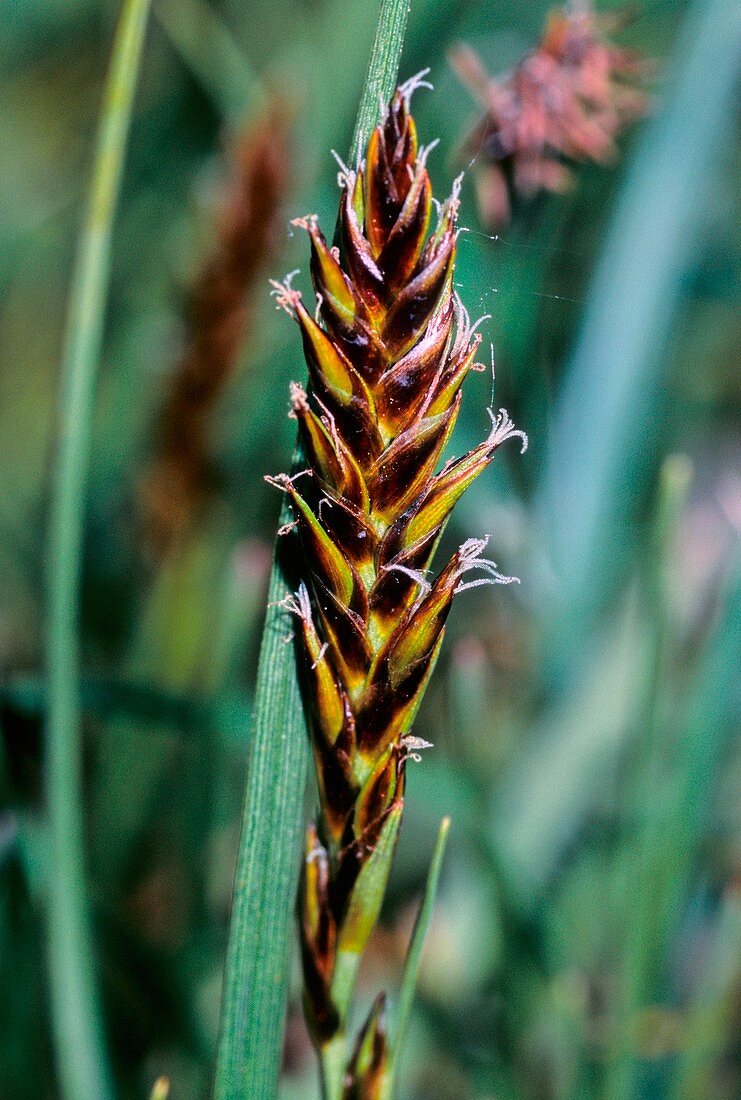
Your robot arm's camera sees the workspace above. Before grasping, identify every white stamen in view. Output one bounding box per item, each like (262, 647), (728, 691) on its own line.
(269, 271), (301, 315)
(330, 148), (352, 183)
(274, 581), (313, 623)
(400, 68), (433, 101)
(451, 294), (472, 357)
(456, 575), (519, 593)
(289, 381), (310, 414)
(402, 735), (434, 751)
(485, 407), (529, 454)
(468, 312), (492, 339)
(290, 214), (318, 232)
(382, 562), (432, 594)
(399, 734), (434, 764)
(333, 152), (355, 188)
(452, 534), (520, 593)
(450, 172), (464, 205)
(417, 138), (440, 168)
(317, 496), (334, 520)
(263, 468), (313, 491)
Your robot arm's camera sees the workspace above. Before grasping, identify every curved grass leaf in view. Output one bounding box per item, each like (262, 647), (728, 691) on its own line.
(45, 3), (153, 1098)
(212, 542), (310, 1100)
(390, 815), (451, 1097)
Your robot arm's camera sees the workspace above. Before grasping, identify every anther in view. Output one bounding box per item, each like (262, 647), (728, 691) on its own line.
(310, 642), (328, 670)
(269, 271), (302, 315)
(289, 381), (310, 413)
(485, 407), (529, 454)
(382, 562), (432, 594)
(399, 68), (433, 102)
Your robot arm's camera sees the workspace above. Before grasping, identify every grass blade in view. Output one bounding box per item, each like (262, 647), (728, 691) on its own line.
(213, 3), (413, 1097)
(350, 0), (413, 165)
(45, 3), (152, 1099)
(604, 456), (693, 1099)
(390, 816), (451, 1096)
(212, 537), (309, 1100)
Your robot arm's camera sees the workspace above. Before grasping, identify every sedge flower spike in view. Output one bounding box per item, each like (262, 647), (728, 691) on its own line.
(268, 83), (526, 1097)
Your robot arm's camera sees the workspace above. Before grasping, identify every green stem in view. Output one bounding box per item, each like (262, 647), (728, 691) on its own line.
(45, 3), (152, 1098)
(320, 1032), (349, 1100)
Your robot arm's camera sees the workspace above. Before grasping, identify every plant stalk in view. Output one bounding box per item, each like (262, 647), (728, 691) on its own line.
(320, 1033), (349, 1100)
(45, 2), (152, 1098)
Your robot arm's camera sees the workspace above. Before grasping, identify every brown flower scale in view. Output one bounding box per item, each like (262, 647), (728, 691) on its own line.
(268, 79), (526, 1095)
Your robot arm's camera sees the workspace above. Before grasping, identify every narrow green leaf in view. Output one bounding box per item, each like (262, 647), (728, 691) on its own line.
(390, 815), (451, 1095)
(212, 535), (310, 1100)
(44, 3), (152, 1099)
(213, 4), (413, 1097)
(350, 0), (413, 166)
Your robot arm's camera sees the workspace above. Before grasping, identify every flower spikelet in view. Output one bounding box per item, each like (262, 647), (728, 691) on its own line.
(269, 83), (526, 1080)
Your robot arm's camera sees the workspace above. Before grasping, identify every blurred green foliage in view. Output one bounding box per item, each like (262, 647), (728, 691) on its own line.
(0, 1), (738, 1098)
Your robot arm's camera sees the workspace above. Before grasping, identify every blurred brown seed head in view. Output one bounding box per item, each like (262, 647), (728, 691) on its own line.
(140, 98), (292, 556)
(450, 3), (652, 225)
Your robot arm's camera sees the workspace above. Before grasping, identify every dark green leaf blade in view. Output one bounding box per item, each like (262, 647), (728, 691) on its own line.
(212, 536), (310, 1100)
